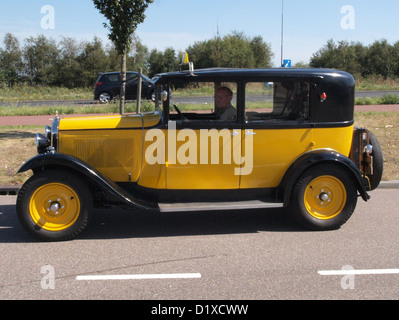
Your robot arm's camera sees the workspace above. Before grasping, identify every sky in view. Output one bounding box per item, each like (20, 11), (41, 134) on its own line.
(0, 0), (398, 67)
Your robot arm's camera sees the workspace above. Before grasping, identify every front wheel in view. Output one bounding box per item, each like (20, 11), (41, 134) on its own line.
(290, 164), (358, 231)
(16, 170), (92, 241)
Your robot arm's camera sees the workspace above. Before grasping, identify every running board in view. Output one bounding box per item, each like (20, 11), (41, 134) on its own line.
(159, 200), (284, 213)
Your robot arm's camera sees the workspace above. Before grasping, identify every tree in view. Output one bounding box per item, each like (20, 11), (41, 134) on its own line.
(364, 39), (395, 79)
(250, 36), (273, 69)
(186, 39), (217, 69)
(93, 0), (154, 114)
(23, 35), (59, 85)
(310, 39), (365, 77)
(55, 37), (83, 88)
(77, 37), (110, 87)
(219, 31), (255, 68)
(106, 35), (150, 74)
(310, 39), (399, 79)
(186, 31), (273, 69)
(0, 33), (23, 86)
(310, 39), (339, 69)
(128, 34), (150, 73)
(148, 48), (179, 77)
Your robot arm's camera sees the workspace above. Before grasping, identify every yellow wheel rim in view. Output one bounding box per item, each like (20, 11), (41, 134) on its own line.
(304, 176), (346, 220)
(29, 183), (81, 232)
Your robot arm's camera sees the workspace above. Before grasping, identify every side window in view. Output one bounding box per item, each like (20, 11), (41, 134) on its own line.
(169, 81), (238, 122)
(245, 81), (310, 122)
(104, 74), (120, 83)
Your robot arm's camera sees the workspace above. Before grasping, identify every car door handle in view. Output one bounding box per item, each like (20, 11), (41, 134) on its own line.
(246, 131), (256, 136)
(231, 130), (240, 136)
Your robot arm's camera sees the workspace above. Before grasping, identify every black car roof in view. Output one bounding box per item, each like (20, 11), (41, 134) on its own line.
(100, 71), (137, 75)
(154, 68), (354, 85)
(155, 67), (355, 123)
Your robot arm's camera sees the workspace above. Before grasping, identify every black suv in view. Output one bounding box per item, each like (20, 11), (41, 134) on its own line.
(94, 71), (155, 103)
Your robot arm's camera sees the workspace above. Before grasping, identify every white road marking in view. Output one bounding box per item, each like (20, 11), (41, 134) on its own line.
(76, 273), (202, 281)
(318, 269), (399, 276)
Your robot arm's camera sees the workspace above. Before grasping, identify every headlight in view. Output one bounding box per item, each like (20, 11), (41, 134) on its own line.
(36, 116), (60, 154)
(51, 116), (60, 151)
(364, 144), (373, 156)
(36, 133), (51, 154)
(45, 125), (52, 140)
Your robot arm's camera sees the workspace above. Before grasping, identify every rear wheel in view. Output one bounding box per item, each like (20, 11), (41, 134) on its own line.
(17, 170), (92, 241)
(98, 92), (112, 103)
(291, 164), (358, 230)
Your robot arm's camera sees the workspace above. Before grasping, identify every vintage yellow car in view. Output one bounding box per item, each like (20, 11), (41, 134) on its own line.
(16, 68), (383, 241)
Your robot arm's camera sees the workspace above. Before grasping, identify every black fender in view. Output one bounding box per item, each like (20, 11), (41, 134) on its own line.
(17, 153), (158, 211)
(278, 149), (370, 206)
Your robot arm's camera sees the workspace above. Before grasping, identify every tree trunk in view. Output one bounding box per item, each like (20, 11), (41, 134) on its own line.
(120, 51), (127, 115)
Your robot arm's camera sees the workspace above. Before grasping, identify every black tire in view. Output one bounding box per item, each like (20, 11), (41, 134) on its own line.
(16, 170), (92, 241)
(368, 131), (383, 190)
(98, 92), (112, 103)
(290, 163), (358, 231)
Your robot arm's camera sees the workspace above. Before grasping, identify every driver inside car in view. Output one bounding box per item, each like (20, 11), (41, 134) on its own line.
(214, 86), (237, 121)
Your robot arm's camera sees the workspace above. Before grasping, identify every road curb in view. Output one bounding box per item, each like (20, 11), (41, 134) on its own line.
(0, 186), (20, 196)
(1, 181), (399, 196)
(378, 181), (399, 189)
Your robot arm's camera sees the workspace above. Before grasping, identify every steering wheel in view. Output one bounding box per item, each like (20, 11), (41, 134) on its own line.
(173, 104), (186, 120)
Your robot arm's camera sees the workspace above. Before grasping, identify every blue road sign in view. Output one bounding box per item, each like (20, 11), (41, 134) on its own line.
(283, 59), (292, 68)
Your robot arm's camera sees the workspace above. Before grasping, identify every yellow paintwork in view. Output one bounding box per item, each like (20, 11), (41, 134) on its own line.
(59, 112), (161, 183)
(312, 126), (354, 157)
(59, 129), (143, 182)
(165, 128), (241, 190)
(58, 111), (354, 190)
(240, 128), (313, 188)
(240, 125), (354, 189)
(139, 128), (167, 189)
(140, 127), (242, 189)
(29, 183), (81, 232)
(59, 112), (161, 130)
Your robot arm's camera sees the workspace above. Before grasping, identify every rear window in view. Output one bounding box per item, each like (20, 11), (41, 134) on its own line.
(245, 81), (310, 122)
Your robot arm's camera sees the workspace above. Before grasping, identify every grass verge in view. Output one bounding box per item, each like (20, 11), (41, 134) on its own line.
(0, 86), (92, 102)
(0, 101), (156, 116)
(355, 94), (399, 105)
(0, 126), (39, 185)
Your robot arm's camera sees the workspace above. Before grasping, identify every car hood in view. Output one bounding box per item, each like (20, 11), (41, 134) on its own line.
(59, 112), (162, 131)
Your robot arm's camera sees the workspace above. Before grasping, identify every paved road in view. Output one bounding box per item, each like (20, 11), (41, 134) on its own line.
(1, 188), (398, 302)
